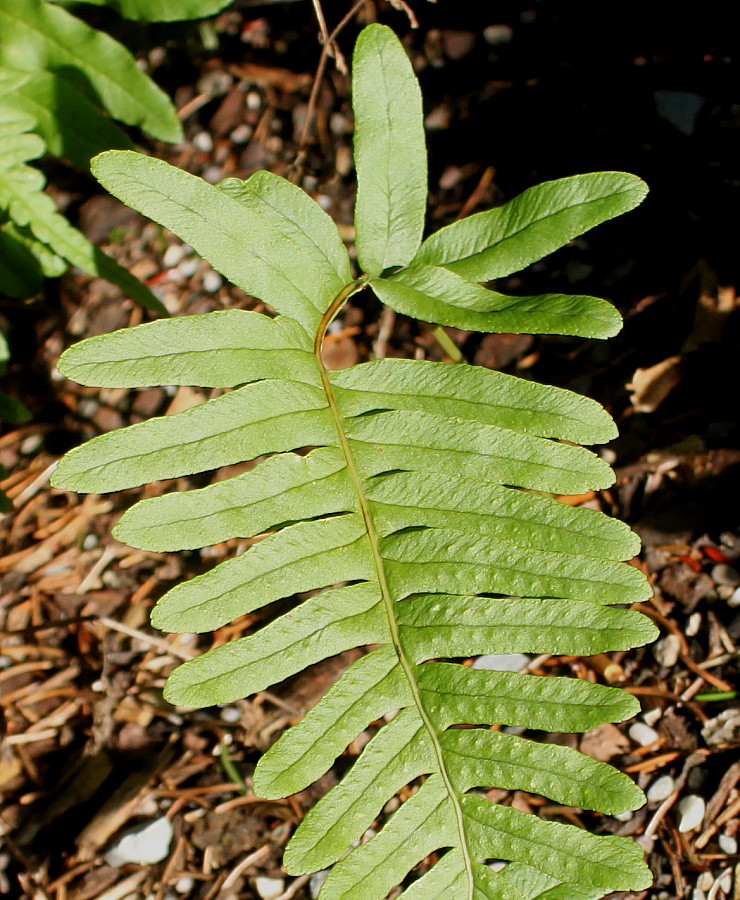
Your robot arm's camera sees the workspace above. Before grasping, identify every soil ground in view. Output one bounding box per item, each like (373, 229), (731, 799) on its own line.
(1, 2), (738, 899)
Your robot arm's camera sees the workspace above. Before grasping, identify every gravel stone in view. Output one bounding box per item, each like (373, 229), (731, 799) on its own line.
(677, 795), (705, 832)
(629, 722), (659, 746)
(472, 653), (530, 672)
(254, 877), (284, 899)
(653, 633), (681, 667)
(719, 833), (737, 854)
(105, 816), (173, 866)
(647, 775), (675, 803)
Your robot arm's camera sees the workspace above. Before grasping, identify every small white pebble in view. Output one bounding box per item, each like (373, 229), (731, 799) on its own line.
(728, 585), (740, 607)
(105, 817), (173, 866)
(163, 243), (185, 267)
(177, 258), (200, 279)
(691, 889), (706, 900)
(245, 90), (261, 110)
(316, 194), (332, 211)
(697, 871), (714, 891)
(254, 876), (284, 900)
(77, 399), (99, 419)
(220, 705), (241, 723)
(202, 165), (222, 184)
(685, 612), (702, 636)
(629, 722), (659, 746)
(643, 707), (663, 727)
(202, 269), (223, 293)
(647, 774), (675, 803)
(488, 861), (508, 872)
(192, 131), (213, 153)
(175, 876), (194, 894)
(472, 653), (530, 672)
(231, 124), (252, 144)
(20, 434), (43, 455)
(678, 795), (705, 833)
(82, 533), (98, 551)
(653, 633), (681, 668)
(720, 871), (732, 892)
(719, 833), (737, 854)
(614, 810), (633, 822)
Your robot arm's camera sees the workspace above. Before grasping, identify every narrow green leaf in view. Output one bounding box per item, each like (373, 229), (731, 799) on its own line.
(0, 227), (43, 297)
(254, 646), (411, 798)
(415, 661), (641, 731)
(371, 265), (622, 339)
(161, 583), (387, 707)
(288, 709), (432, 871)
(6, 69), (134, 166)
(0, 162), (165, 313)
(352, 24), (426, 276)
(463, 794), (653, 891)
(115, 447), (353, 551)
(0, 0), (182, 143)
(57, 311), (315, 389)
(92, 153), (352, 333)
(53, 0), (234, 21)
(0, 132), (45, 170)
(400, 597), (655, 661)
(151, 514), (375, 633)
(442, 729), (644, 813)
(383, 529), (651, 604)
(367, 471), (640, 561)
(51, 380), (335, 493)
(332, 357), (617, 444)
(413, 172), (648, 282)
(347, 410), (615, 494)
(313, 776), (455, 896)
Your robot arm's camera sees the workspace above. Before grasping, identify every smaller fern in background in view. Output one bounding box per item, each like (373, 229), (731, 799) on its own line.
(0, 0), (232, 305)
(53, 24), (657, 900)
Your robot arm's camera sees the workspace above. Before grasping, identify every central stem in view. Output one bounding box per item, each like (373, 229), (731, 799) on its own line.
(314, 281), (475, 898)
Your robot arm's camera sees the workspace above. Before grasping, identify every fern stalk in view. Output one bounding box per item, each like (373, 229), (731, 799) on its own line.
(317, 276), (477, 897)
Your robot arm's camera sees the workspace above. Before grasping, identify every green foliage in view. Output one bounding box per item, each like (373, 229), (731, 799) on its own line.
(53, 24), (655, 900)
(51, 0), (234, 22)
(0, 0), (186, 307)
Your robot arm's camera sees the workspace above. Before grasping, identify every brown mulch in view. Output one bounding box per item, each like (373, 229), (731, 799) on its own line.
(2, 2), (739, 899)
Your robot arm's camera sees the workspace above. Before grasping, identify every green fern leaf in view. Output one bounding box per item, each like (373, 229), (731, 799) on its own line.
(0, 67), (134, 166)
(49, 0), (234, 22)
(52, 24), (655, 900)
(0, 0), (182, 143)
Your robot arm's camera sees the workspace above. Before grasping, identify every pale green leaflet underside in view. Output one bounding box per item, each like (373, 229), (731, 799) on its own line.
(53, 23), (654, 900)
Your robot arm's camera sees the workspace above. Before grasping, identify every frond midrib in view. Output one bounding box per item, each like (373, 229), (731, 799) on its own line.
(314, 277), (476, 899)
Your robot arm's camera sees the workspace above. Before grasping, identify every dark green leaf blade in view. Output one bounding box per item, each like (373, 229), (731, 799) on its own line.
(0, 0), (182, 143)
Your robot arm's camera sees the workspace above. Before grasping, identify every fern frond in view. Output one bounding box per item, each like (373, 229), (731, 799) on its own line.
(0, 0), (182, 144)
(53, 24), (656, 900)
